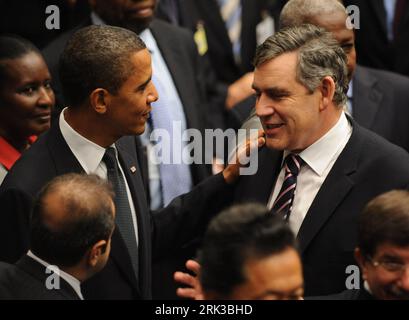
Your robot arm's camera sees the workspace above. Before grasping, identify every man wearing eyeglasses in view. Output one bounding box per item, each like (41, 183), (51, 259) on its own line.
(317, 190), (409, 300)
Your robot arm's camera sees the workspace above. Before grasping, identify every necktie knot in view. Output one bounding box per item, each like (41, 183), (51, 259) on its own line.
(284, 154), (303, 176)
(271, 154), (303, 220)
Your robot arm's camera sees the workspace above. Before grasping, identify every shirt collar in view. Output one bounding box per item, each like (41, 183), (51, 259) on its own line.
(347, 79), (353, 98)
(27, 250), (84, 300)
(59, 108), (109, 174)
(90, 11), (106, 26)
(286, 112), (351, 176)
(364, 280), (373, 295)
(139, 28), (156, 54)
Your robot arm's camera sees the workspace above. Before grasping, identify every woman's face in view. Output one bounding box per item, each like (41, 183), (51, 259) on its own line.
(0, 51), (55, 139)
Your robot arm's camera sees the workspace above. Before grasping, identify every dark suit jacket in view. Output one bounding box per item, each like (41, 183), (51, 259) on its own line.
(310, 288), (375, 300)
(233, 119), (409, 296)
(352, 65), (409, 152)
(0, 123), (233, 299)
(0, 255), (80, 300)
(344, 0), (409, 77)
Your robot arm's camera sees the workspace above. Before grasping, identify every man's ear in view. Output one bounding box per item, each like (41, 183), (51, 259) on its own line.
(319, 76), (336, 111)
(354, 247), (368, 280)
(90, 88), (110, 114)
(88, 240), (108, 268)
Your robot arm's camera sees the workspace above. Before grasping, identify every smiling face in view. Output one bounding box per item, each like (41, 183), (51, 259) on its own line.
(105, 48), (158, 137)
(0, 51), (55, 142)
(254, 51), (329, 152)
(91, 0), (157, 33)
(358, 244), (409, 300)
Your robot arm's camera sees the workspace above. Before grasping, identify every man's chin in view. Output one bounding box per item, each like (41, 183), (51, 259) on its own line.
(123, 19), (153, 34)
(266, 138), (286, 151)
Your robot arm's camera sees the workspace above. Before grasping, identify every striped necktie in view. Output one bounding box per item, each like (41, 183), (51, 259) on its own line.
(218, 0), (242, 64)
(271, 154), (304, 221)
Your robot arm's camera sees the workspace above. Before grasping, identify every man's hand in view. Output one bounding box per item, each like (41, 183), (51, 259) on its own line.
(226, 72), (254, 110)
(222, 130), (265, 184)
(174, 259), (204, 300)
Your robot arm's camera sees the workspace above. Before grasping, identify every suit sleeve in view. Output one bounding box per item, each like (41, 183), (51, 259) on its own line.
(0, 188), (32, 263)
(151, 173), (234, 258)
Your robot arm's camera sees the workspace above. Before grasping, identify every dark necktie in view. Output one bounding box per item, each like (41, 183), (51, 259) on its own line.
(103, 147), (139, 280)
(271, 154), (304, 221)
(218, 0), (242, 64)
(393, 0), (408, 40)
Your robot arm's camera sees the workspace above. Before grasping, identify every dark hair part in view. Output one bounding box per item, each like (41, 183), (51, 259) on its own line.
(30, 173), (115, 267)
(358, 190), (409, 258)
(59, 25), (146, 106)
(0, 34), (42, 85)
(253, 24), (349, 108)
(198, 203), (297, 298)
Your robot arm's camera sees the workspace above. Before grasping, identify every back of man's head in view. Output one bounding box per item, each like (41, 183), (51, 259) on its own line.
(198, 203), (298, 298)
(358, 190), (409, 257)
(30, 173), (115, 268)
(280, 0), (346, 29)
(59, 25), (146, 107)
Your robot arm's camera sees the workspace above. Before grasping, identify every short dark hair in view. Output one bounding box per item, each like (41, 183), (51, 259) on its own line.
(59, 25), (146, 106)
(0, 34), (41, 86)
(254, 24), (348, 108)
(198, 203), (297, 297)
(358, 190), (409, 258)
(30, 174), (115, 267)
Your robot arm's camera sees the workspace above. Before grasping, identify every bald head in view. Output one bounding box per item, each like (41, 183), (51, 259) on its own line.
(280, 0), (346, 29)
(279, 0), (356, 80)
(30, 174), (115, 267)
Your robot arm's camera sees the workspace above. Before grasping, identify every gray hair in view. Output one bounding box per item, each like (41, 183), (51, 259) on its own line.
(59, 25), (146, 107)
(280, 0), (347, 29)
(254, 24), (348, 107)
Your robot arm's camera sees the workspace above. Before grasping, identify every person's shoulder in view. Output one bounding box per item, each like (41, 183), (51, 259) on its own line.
(42, 19), (91, 65)
(351, 122), (409, 174)
(356, 65), (409, 91)
(150, 18), (194, 40)
(0, 130), (55, 195)
(307, 289), (366, 300)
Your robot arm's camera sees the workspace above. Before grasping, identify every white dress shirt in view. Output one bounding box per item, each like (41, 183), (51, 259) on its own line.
(268, 112), (353, 235)
(27, 250), (84, 300)
(59, 109), (139, 245)
(0, 165), (7, 185)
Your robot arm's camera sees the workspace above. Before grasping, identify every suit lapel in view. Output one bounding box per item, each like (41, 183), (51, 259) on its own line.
(47, 124), (84, 175)
(297, 119), (361, 254)
(16, 255), (80, 300)
(352, 66), (383, 130)
(235, 146), (282, 204)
